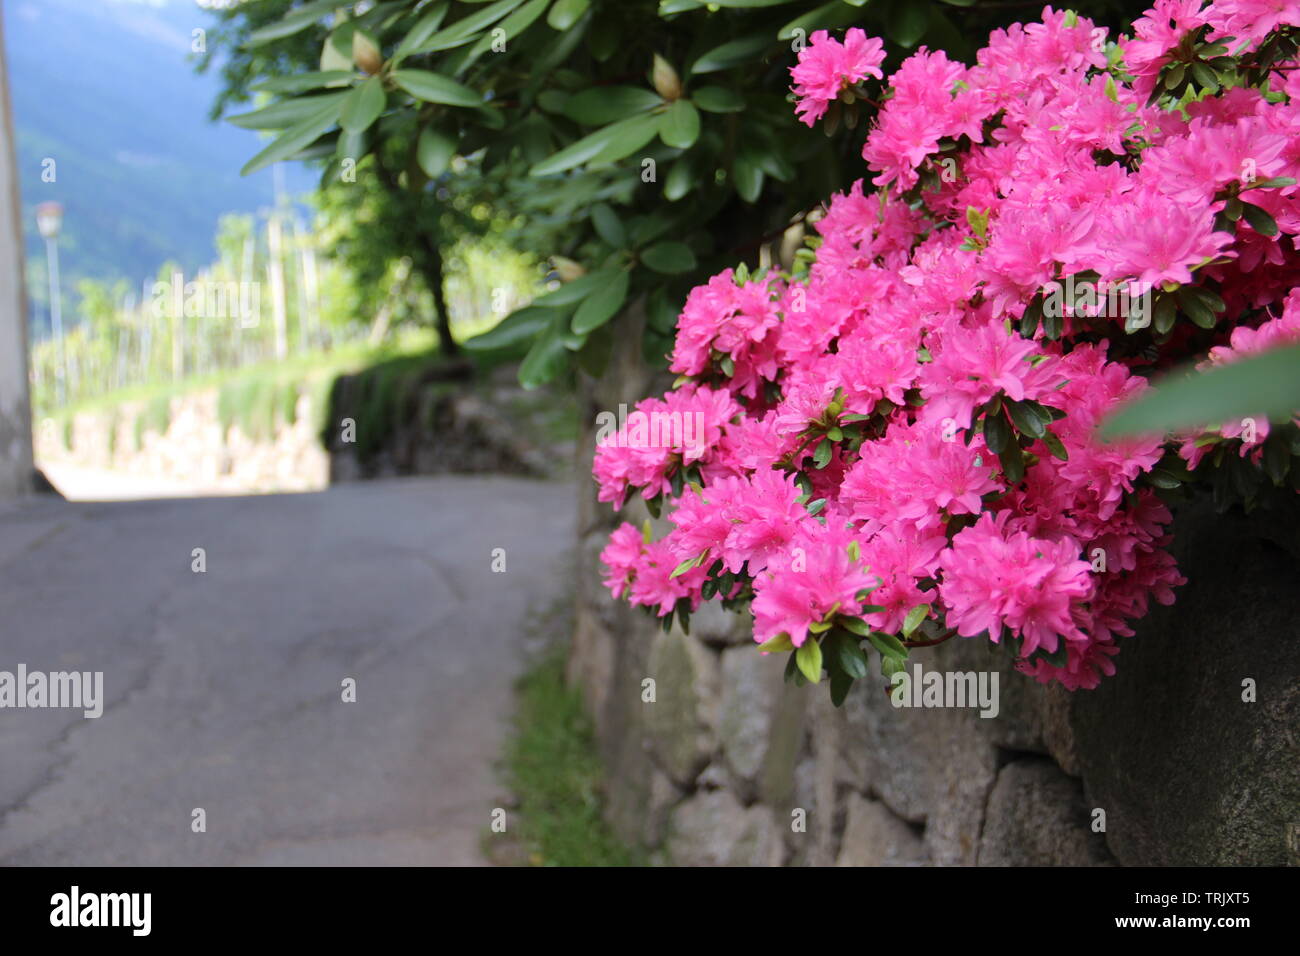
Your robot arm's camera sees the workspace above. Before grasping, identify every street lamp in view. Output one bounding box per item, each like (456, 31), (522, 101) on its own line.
(35, 201), (65, 405)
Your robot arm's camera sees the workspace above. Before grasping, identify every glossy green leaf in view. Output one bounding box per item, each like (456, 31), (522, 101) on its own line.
(732, 151), (763, 202)
(227, 92), (347, 130)
(562, 86), (662, 125)
(690, 34), (770, 74)
(887, 1), (931, 48)
(795, 638), (823, 684)
(248, 0), (338, 46)
(463, 306), (555, 352)
(392, 69), (483, 107)
(659, 99), (700, 149)
(519, 318), (570, 388)
(691, 86), (745, 113)
(422, 0), (525, 52)
(417, 125), (458, 178)
(547, 0), (591, 30)
(572, 270), (630, 334)
(240, 96), (342, 176)
(339, 75), (386, 133)
(1102, 343), (1300, 438)
(641, 240), (696, 274)
(251, 72), (354, 95)
(590, 203), (625, 247)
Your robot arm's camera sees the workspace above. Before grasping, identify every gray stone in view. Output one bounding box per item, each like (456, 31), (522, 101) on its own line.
(667, 790), (782, 866)
(692, 601), (753, 647)
(645, 628), (719, 788)
(836, 650), (1001, 865)
(717, 644), (786, 799)
(977, 759), (1106, 866)
(1070, 499), (1300, 865)
(836, 794), (930, 866)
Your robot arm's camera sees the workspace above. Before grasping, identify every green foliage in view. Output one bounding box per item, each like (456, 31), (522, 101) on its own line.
(502, 642), (645, 866)
(135, 394), (173, 448)
(209, 1), (1154, 388)
(1103, 344), (1300, 439)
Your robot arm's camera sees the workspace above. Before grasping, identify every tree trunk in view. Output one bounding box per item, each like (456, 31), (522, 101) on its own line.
(416, 230), (458, 357)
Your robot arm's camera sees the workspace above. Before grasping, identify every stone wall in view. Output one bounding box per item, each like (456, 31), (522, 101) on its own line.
(36, 388), (330, 494)
(569, 326), (1300, 867)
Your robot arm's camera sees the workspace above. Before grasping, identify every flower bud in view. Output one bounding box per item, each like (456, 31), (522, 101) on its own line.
(353, 30), (383, 76)
(652, 54), (683, 101)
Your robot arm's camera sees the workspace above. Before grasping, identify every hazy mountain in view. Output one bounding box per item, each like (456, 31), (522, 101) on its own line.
(3, 0), (313, 334)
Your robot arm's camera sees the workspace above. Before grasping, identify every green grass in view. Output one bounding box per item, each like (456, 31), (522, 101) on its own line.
(500, 643), (645, 867)
(43, 330), (442, 446)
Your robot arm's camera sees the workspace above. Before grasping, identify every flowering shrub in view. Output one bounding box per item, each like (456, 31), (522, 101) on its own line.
(594, 2), (1300, 704)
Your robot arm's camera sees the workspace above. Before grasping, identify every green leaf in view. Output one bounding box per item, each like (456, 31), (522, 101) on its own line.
(1006, 400), (1047, 439)
(463, 306), (555, 352)
(659, 99), (701, 149)
(590, 203), (625, 247)
(392, 69), (483, 107)
(1176, 286), (1218, 329)
(417, 125), (458, 178)
(778, 1), (862, 41)
(795, 639), (823, 684)
(827, 631), (869, 679)
(1102, 343), (1300, 438)
(1191, 61), (1219, 92)
(562, 86), (663, 125)
(691, 34), (770, 74)
(691, 86), (745, 113)
(1039, 429), (1069, 461)
(240, 96), (342, 176)
(901, 604), (930, 639)
(1240, 201), (1279, 237)
(664, 157), (698, 201)
(999, 442), (1025, 483)
(887, 1), (931, 48)
(983, 409), (1011, 453)
(641, 240), (696, 274)
(839, 617), (872, 638)
(248, 0), (338, 46)
(867, 631), (908, 662)
(422, 0), (525, 52)
(587, 114), (662, 166)
(466, 0), (551, 58)
(547, 0), (591, 30)
(227, 92), (347, 130)
(829, 669), (852, 707)
(812, 438), (833, 469)
(518, 319), (569, 389)
(572, 270), (630, 334)
(533, 271), (607, 307)
(394, 1), (451, 59)
(251, 71), (354, 95)
(530, 113), (659, 175)
(758, 633), (796, 653)
(733, 151), (764, 202)
(339, 75), (386, 133)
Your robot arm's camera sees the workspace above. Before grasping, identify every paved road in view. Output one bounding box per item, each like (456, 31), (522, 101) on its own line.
(0, 477), (574, 865)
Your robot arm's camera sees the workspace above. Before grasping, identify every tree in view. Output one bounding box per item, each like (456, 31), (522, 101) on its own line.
(205, 0), (1151, 379)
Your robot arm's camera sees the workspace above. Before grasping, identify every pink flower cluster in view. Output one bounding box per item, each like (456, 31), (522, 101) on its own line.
(595, 4), (1300, 691)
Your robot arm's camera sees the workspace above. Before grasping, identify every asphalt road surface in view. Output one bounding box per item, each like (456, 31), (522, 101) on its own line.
(0, 477), (574, 865)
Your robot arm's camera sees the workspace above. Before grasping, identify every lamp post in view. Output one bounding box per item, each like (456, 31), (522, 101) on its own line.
(35, 201), (64, 405)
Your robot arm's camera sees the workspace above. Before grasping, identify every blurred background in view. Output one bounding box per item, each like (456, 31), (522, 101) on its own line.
(9, 0), (554, 501)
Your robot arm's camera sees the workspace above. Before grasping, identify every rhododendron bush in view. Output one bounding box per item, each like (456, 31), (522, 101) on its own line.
(594, 2), (1300, 705)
